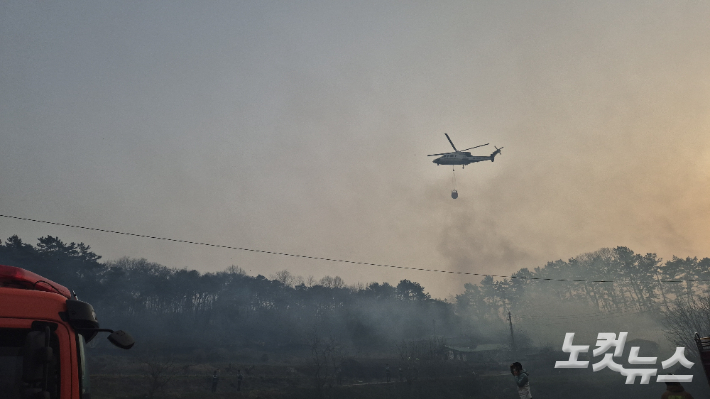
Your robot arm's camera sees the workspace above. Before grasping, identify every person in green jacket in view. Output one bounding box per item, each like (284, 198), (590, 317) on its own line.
(510, 362), (532, 399)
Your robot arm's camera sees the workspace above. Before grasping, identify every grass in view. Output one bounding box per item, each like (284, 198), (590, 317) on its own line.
(89, 356), (710, 399)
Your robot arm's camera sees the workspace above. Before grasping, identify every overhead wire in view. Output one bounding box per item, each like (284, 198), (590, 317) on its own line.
(514, 309), (655, 321)
(0, 213), (706, 284)
(515, 313), (656, 327)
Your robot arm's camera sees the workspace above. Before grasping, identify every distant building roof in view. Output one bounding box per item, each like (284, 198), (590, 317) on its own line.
(445, 345), (476, 353)
(473, 344), (508, 352)
(446, 344), (508, 353)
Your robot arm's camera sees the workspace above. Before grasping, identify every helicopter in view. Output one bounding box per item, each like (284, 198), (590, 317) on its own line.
(429, 133), (502, 168)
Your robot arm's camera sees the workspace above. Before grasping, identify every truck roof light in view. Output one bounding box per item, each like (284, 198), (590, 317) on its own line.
(0, 264), (72, 298)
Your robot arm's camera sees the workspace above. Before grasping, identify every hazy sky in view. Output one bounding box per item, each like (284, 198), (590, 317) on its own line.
(2, 1), (709, 298)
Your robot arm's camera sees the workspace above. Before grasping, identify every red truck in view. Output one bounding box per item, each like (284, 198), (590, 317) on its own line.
(0, 264), (134, 399)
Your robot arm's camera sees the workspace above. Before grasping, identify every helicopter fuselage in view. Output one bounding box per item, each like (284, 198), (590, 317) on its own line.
(432, 152), (492, 165)
(428, 133), (502, 166)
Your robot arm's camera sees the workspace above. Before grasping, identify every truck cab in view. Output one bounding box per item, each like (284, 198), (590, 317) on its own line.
(0, 264), (133, 399)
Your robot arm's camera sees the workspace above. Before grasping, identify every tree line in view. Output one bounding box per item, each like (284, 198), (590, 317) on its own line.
(456, 247), (710, 327)
(0, 235), (459, 352)
(2, 235), (709, 352)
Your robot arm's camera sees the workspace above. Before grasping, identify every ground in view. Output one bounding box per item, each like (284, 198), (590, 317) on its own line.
(88, 354), (710, 399)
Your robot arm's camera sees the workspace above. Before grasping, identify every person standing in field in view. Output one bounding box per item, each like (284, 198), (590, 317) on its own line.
(510, 362), (532, 399)
(211, 369), (219, 393)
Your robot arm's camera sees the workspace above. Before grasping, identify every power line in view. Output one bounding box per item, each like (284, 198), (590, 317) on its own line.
(507, 309), (658, 328)
(0, 213), (705, 284)
(473, 310), (657, 328)
(515, 309), (655, 321)
(515, 312), (656, 327)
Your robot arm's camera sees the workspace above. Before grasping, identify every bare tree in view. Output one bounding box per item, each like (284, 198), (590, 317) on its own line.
(272, 269), (296, 287)
(395, 337), (447, 383)
(309, 332), (344, 399)
(331, 276), (345, 289)
(138, 356), (176, 398)
(662, 296), (710, 358)
(305, 275), (316, 287)
(294, 275), (305, 286)
(225, 264), (246, 275)
(319, 275), (345, 289)
(319, 276), (334, 288)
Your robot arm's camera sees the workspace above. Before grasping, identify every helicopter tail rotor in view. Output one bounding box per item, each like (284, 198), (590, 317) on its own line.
(490, 146), (503, 162)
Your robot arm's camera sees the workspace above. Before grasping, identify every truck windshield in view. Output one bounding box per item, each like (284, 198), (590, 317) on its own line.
(77, 333), (91, 398)
(0, 327), (60, 399)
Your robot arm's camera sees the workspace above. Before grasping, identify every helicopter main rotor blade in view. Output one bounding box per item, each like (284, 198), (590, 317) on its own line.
(428, 152), (453, 156)
(461, 143), (489, 151)
(444, 133), (458, 152)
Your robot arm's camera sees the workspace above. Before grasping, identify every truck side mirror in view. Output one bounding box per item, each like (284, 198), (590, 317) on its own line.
(108, 330), (135, 350)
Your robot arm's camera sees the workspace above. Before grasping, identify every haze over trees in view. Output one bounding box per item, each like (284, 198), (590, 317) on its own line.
(2, 234), (709, 356)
